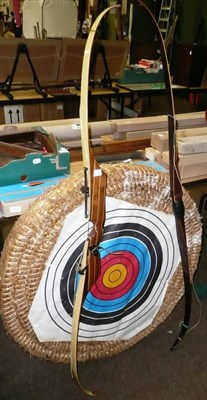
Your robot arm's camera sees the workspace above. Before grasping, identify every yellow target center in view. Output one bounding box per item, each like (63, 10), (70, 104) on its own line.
(103, 264), (127, 288)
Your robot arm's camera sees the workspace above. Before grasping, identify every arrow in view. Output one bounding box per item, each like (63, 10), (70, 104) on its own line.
(8, 109), (13, 124)
(16, 109), (20, 123)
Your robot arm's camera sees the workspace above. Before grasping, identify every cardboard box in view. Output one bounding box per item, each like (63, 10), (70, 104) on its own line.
(145, 147), (163, 163)
(126, 130), (151, 141)
(23, 103), (41, 122)
(0, 104), (40, 125)
(162, 151), (207, 182)
(1, 102), (64, 125)
(151, 127), (207, 153)
(0, 37), (62, 83)
(177, 126), (207, 137)
(177, 135), (207, 155)
(2, 103), (41, 125)
(40, 102), (64, 121)
(58, 38), (129, 82)
(150, 131), (169, 152)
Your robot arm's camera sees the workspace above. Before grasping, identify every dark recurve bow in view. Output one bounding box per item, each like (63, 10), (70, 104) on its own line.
(136, 0), (192, 350)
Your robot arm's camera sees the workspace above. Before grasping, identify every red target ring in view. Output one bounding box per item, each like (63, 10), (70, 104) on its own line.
(91, 251), (139, 300)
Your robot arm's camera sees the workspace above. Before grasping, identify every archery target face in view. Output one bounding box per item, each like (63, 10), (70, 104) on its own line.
(29, 197), (181, 342)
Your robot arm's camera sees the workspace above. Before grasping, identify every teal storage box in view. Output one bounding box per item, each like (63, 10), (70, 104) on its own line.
(0, 127), (70, 187)
(119, 68), (164, 84)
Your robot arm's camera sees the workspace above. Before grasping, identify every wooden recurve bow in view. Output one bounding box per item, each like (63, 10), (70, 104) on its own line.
(70, 4), (121, 396)
(136, 0), (192, 350)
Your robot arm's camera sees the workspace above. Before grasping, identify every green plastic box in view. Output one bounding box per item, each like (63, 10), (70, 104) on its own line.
(0, 127), (70, 187)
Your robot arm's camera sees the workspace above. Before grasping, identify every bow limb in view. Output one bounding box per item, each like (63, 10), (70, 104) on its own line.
(80, 4), (121, 291)
(70, 240), (97, 397)
(137, 0), (191, 349)
(71, 4), (121, 396)
(80, 3), (120, 182)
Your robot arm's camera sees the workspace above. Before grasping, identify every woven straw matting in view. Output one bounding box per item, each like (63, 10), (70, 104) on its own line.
(0, 163), (202, 363)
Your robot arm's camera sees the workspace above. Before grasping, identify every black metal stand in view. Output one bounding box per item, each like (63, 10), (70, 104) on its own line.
(89, 42), (118, 92)
(0, 43), (47, 100)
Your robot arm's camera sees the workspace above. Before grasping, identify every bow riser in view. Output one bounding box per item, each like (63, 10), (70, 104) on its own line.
(87, 154), (107, 290)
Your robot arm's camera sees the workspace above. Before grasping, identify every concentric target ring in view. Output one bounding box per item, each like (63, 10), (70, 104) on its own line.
(0, 164), (202, 362)
(39, 202), (177, 341)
